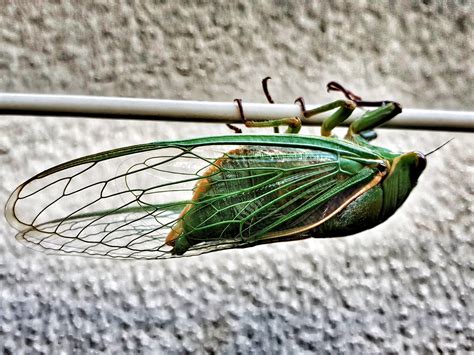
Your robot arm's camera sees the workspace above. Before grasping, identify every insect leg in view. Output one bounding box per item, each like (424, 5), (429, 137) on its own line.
(226, 123), (242, 134)
(358, 130), (378, 141)
(235, 97), (302, 134)
(244, 116), (302, 133)
(262, 77), (280, 133)
(347, 102), (402, 139)
(294, 97), (306, 113)
(325, 81), (402, 140)
(304, 99), (357, 137)
(327, 81), (398, 108)
(262, 76), (275, 104)
(226, 98), (247, 134)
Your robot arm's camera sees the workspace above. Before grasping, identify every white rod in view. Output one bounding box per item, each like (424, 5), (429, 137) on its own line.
(1, 93), (473, 132)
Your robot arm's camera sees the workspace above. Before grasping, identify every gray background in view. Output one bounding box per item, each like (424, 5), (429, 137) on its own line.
(0, 1), (472, 353)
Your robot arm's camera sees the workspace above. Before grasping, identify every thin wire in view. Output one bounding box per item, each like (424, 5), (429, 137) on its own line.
(0, 93), (473, 132)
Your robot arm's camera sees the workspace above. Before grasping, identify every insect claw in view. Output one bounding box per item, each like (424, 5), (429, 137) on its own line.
(234, 98), (246, 123)
(262, 77), (275, 104)
(226, 98), (247, 134)
(327, 81), (362, 101)
(226, 123), (242, 134)
(327, 81), (401, 110)
(262, 78), (281, 133)
(294, 97), (307, 116)
(326, 81), (341, 93)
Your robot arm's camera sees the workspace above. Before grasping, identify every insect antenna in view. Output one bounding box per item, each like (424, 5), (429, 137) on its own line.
(425, 138), (454, 156)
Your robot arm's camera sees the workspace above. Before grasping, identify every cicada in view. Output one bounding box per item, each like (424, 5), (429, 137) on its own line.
(5, 82), (428, 259)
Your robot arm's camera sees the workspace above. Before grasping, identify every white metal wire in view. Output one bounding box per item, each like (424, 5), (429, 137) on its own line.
(1, 93), (473, 132)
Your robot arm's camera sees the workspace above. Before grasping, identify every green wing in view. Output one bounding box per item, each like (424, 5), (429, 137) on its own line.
(5, 135), (382, 259)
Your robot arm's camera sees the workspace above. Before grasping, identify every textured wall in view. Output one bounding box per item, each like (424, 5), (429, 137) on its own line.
(0, 1), (472, 353)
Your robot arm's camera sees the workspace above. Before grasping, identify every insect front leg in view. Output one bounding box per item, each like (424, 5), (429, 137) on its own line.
(325, 81), (402, 141)
(346, 102), (402, 140)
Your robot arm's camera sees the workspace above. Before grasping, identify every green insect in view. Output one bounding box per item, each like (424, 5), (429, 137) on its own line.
(5, 81), (429, 259)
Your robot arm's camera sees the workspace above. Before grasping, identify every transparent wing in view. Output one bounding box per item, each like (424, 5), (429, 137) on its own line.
(5, 139), (374, 259)
(6, 143), (234, 259)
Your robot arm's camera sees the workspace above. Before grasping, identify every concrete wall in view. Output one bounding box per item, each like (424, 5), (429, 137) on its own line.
(1, 1), (472, 353)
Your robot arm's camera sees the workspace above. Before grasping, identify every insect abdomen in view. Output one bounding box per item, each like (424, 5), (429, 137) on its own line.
(313, 185), (384, 238)
(170, 146), (342, 254)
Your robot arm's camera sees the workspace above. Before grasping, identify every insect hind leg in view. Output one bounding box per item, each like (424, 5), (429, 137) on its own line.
(234, 97), (302, 134)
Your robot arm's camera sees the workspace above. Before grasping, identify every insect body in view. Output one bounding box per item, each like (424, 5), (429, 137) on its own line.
(5, 83), (426, 259)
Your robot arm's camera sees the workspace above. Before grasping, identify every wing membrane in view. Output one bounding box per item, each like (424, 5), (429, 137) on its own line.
(5, 135), (379, 259)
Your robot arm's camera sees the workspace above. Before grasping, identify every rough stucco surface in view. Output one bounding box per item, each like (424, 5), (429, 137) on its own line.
(0, 1), (472, 353)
